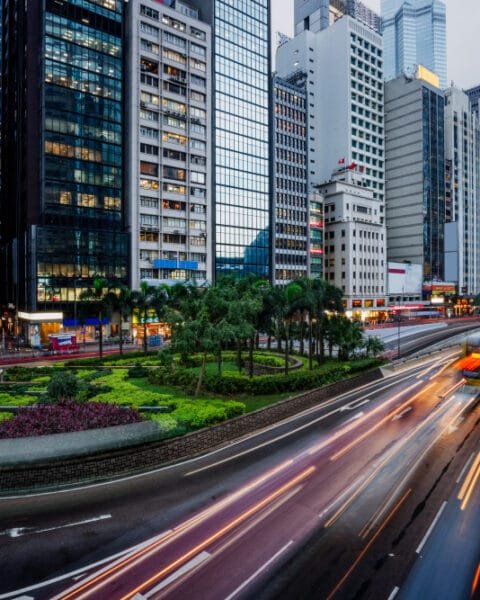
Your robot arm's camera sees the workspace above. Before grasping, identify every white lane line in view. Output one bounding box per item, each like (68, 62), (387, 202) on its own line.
(0, 365), (430, 500)
(144, 551), (211, 597)
(387, 586), (400, 600)
(340, 398), (370, 412)
(456, 452), (476, 484)
(416, 501), (447, 554)
(223, 541), (294, 600)
(343, 411), (364, 425)
(391, 406), (413, 421)
(0, 530), (173, 600)
(0, 514), (111, 539)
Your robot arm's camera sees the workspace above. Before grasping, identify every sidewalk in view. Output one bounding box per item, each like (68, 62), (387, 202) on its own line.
(0, 342), (143, 366)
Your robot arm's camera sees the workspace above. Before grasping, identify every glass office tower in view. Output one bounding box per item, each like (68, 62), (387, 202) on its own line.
(381, 0), (447, 88)
(189, 0), (272, 279)
(1, 0), (128, 314)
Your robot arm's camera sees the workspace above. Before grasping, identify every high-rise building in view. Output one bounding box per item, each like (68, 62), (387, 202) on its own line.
(294, 0), (381, 35)
(126, 0), (212, 290)
(318, 170), (387, 318)
(188, 0), (272, 279)
(444, 86), (480, 295)
(384, 73), (445, 284)
(466, 85), (480, 120)
(381, 0), (447, 89)
(277, 15), (386, 212)
(272, 75), (310, 284)
(1, 0), (128, 324)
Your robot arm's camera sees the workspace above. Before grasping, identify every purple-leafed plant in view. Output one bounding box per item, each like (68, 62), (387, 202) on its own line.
(0, 402), (143, 439)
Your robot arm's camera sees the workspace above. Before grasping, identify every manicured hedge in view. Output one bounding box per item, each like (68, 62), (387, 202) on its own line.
(148, 358), (383, 397)
(64, 351), (157, 367)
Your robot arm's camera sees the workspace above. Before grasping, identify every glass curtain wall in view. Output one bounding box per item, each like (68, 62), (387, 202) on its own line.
(214, 0), (271, 278)
(38, 0), (127, 309)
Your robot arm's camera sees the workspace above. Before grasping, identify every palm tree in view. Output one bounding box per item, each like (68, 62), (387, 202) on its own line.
(106, 285), (133, 355)
(79, 277), (112, 358)
(131, 281), (157, 353)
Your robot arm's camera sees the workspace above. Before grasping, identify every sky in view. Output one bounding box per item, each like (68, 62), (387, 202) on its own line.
(271, 0), (480, 89)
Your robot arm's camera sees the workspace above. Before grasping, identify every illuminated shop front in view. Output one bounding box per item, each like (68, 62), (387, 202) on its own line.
(18, 311), (64, 346)
(131, 310), (171, 345)
(345, 298), (388, 323)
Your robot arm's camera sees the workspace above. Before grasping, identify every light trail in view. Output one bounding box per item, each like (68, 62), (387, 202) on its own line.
(325, 489), (412, 600)
(54, 458), (296, 600)
(330, 382), (437, 462)
(119, 467), (316, 600)
(56, 467), (315, 600)
(471, 563), (480, 598)
(458, 453), (480, 511)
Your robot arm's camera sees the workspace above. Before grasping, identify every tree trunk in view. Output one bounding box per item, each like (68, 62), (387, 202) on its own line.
(143, 311), (148, 353)
(195, 353), (206, 397)
(276, 325), (282, 352)
(119, 314), (124, 356)
(248, 336), (254, 379)
(217, 346), (222, 376)
(299, 316), (305, 356)
(236, 341), (243, 374)
(255, 332), (260, 350)
(99, 311), (103, 359)
(308, 318), (313, 371)
(319, 316), (325, 361)
(284, 321), (289, 376)
(267, 335), (272, 351)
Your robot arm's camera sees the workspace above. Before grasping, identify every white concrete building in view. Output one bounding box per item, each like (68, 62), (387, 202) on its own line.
(318, 170), (387, 319)
(276, 15), (385, 219)
(444, 86), (480, 296)
(127, 0), (212, 290)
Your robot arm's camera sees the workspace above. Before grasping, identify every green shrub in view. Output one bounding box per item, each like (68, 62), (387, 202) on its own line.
(47, 371), (79, 403)
(126, 365), (148, 379)
(4, 366), (36, 382)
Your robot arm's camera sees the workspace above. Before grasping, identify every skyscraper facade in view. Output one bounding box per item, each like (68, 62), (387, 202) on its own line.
(381, 0), (447, 88)
(1, 0), (128, 316)
(189, 0), (272, 279)
(127, 0), (212, 291)
(466, 85), (480, 120)
(294, 0), (381, 35)
(272, 75), (310, 285)
(444, 86), (480, 295)
(384, 73), (445, 283)
(277, 15), (385, 211)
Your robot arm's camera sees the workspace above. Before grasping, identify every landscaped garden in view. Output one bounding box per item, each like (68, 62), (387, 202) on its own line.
(0, 276), (385, 439)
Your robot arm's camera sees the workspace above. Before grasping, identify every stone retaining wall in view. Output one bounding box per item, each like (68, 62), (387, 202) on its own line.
(0, 368), (383, 493)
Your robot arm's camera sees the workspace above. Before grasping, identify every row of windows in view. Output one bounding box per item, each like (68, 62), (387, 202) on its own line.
(275, 104), (306, 123)
(324, 244), (384, 254)
(140, 215), (206, 230)
(275, 133), (306, 152)
(45, 13), (121, 58)
(139, 250), (207, 263)
(140, 8), (207, 41)
(140, 269), (207, 281)
(275, 87), (306, 109)
(140, 231), (206, 246)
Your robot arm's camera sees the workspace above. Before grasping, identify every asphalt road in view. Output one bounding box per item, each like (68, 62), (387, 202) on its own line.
(0, 346), (478, 600)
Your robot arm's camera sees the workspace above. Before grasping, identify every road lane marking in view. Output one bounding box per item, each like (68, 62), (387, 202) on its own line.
(223, 541), (294, 600)
(144, 551), (211, 597)
(391, 406), (413, 421)
(326, 489), (412, 600)
(387, 586), (400, 600)
(0, 515), (112, 539)
(340, 398), (371, 412)
(456, 452), (476, 484)
(55, 468), (316, 600)
(416, 501), (447, 554)
(0, 531), (173, 600)
(330, 381), (432, 462)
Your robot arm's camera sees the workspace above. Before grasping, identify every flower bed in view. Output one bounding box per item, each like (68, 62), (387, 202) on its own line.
(0, 402), (143, 439)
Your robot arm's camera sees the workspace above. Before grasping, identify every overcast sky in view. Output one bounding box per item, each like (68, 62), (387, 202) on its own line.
(272, 0), (480, 89)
